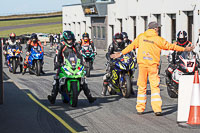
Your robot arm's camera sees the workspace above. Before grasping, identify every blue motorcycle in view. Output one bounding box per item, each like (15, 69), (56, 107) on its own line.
(7, 45), (23, 74)
(27, 46), (44, 76)
(106, 53), (136, 98)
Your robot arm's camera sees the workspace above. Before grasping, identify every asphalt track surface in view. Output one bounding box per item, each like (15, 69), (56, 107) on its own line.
(2, 45), (200, 133)
(0, 22), (61, 31)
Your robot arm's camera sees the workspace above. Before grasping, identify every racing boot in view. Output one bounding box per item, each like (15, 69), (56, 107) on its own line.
(48, 76), (59, 104)
(102, 82), (108, 96)
(22, 66), (27, 75)
(102, 74), (109, 96)
(82, 83), (96, 103)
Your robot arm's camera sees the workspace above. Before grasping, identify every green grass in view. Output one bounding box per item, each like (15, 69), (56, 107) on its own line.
(0, 16), (62, 27)
(0, 24), (62, 37)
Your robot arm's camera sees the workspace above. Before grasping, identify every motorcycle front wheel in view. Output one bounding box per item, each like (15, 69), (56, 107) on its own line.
(121, 74), (131, 98)
(70, 81), (79, 107)
(12, 58), (17, 74)
(36, 60), (41, 76)
(86, 61), (90, 77)
(167, 86), (178, 98)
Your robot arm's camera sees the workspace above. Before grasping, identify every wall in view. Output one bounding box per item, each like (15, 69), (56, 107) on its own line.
(107, 0), (200, 55)
(62, 4), (91, 41)
(63, 0), (200, 54)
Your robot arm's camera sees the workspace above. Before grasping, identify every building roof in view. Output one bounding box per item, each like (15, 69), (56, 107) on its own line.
(62, 4), (81, 7)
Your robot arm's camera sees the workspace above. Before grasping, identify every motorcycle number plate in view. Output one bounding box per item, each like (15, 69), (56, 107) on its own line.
(187, 61), (194, 67)
(72, 61), (75, 65)
(123, 56), (129, 63)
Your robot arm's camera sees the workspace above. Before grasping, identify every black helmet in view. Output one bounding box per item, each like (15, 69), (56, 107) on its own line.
(113, 33), (124, 47)
(63, 31), (75, 47)
(113, 33), (123, 40)
(177, 31), (187, 44)
(31, 33), (38, 43)
(82, 32), (89, 38)
(121, 32), (128, 39)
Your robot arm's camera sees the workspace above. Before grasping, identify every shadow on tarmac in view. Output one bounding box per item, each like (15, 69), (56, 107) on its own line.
(1, 72), (87, 133)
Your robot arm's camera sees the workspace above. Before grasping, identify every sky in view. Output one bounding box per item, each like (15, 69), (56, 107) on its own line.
(0, 0), (81, 16)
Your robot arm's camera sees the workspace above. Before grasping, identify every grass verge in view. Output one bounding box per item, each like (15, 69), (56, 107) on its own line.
(0, 16), (62, 27)
(0, 24), (62, 37)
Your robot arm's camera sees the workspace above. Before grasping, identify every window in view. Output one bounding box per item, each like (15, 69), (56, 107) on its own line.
(171, 14), (176, 43)
(102, 27), (106, 39)
(93, 26), (96, 38)
(130, 16), (136, 39)
(187, 11), (193, 42)
(143, 16), (148, 31)
(97, 26), (101, 39)
(118, 19), (123, 32)
(154, 14), (161, 36)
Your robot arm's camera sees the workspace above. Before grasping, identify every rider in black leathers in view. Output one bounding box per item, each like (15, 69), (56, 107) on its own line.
(102, 33), (126, 96)
(166, 31), (195, 84)
(48, 31), (96, 104)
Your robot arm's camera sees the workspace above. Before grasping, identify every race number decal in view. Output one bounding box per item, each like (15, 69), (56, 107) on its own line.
(187, 61), (194, 67)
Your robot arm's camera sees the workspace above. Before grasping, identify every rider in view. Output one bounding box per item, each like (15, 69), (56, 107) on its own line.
(22, 33), (45, 75)
(166, 31), (194, 84)
(102, 33), (126, 96)
(78, 32), (96, 52)
(121, 32), (132, 47)
(3, 33), (22, 65)
(78, 32), (96, 69)
(47, 31), (96, 104)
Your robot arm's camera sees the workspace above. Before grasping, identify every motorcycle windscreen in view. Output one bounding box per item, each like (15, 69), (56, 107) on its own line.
(119, 53), (133, 65)
(64, 53), (78, 69)
(8, 45), (19, 56)
(179, 51), (196, 60)
(32, 46), (42, 53)
(82, 45), (93, 54)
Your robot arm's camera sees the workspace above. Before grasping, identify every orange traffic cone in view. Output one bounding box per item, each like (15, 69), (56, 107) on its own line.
(187, 71), (200, 125)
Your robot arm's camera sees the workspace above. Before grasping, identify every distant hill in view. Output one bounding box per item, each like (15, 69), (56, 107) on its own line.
(0, 12), (62, 21)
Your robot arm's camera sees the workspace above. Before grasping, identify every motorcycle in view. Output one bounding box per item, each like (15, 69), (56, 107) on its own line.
(81, 45), (95, 77)
(7, 45), (23, 74)
(105, 53), (136, 98)
(58, 53), (85, 107)
(165, 51), (199, 98)
(27, 46), (44, 76)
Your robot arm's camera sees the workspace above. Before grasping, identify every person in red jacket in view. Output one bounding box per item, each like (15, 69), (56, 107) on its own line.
(22, 33), (45, 75)
(78, 32), (96, 69)
(78, 32), (96, 52)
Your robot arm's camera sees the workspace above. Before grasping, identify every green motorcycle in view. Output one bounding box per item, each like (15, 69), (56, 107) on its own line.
(58, 53), (85, 107)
